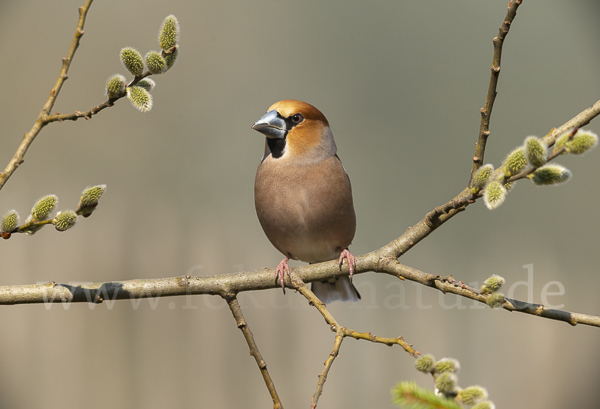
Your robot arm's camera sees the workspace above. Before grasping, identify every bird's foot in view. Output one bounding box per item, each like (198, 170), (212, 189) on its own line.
(338, 249), (356, 281)
(275, 257), (291, 294)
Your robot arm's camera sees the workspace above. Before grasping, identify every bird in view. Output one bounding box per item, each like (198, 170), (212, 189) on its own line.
(252, 99), (360, 304)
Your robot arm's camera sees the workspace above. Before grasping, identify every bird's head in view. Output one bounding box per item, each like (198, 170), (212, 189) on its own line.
(252, 100), (337, 163)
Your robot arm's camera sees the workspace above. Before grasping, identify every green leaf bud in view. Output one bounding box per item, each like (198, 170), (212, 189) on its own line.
(481, 275), (505, 294)
(472, 401), (495, 409)
(136, 78), (156, 92)
(483, 180), (507, 210)
(145, 51), (167, 74)
(31, 194), (58, 221)
(53, 211), (78, 232)
(434, 358), (460, 374)
(529, 164), (572, 186)
(435, 372), (457, 395)
(76, 185), (107, 218)
(503, 147), (527, 177)
(471, 164), (494, 194)
(164, 44), (179, 70)
(159, 15), (180, 52)
(1, 210), (19, 238)
(524, 136), (547, 168)
(486, 292), (505, 309)
(120, 47), (144, 76)
(565, 129), (598, 155)
(106, 74), (127, 99)
(414, 354), (435, 373)
(127, 86), (153, 112)
(457, 386), (488, 406)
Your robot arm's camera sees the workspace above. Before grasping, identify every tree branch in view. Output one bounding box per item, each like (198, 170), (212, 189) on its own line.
(379, 262), (600, 327)
(41, 72), (153, 124)
(0, 0), (94, 191)
(470, 0), (522, 181)
(2, 93), (599, 324)
(290, 276), (417, 409)
(225, 295), (283, 409)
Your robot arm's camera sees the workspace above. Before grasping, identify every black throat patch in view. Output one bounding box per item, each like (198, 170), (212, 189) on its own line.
(266, 138), (286, 159)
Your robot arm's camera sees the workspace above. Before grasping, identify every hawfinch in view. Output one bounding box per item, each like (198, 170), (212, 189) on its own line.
(252, 99), (360, 304)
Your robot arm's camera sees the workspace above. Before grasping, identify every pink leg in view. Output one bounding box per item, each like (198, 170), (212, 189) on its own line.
(275, 257), (291, 294)
(338, 249), (356, 281)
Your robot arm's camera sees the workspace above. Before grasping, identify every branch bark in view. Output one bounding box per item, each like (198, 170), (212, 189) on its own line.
(226, 295), (283, 409)
(1, 94), (600, 329)
(470, 0), (522, 182)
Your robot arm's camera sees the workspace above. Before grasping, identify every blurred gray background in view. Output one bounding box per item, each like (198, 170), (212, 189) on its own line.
(0, 0), (599, 408)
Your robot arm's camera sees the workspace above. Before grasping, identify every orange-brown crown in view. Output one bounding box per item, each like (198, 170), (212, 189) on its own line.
(268, 100), (333, 159)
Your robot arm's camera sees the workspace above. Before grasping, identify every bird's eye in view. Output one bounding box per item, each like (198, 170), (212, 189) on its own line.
(291, 113), (304, 124)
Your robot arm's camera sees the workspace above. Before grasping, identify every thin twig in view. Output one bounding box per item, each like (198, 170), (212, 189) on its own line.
(310, 333), (343, 409)
(291, 279), (343, 409)
(341, 328), (418, 357)
(225, 295), (283, 409)
(0, 0), (94, 191)
(291, 275), (417, 408)
(470, 0), (523, 182)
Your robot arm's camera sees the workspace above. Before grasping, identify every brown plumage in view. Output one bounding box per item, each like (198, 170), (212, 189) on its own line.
(252, 100), (360, 304)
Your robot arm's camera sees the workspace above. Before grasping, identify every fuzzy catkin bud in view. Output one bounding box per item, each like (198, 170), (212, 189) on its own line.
(503, 147), (527, 177)
(435, 372), (457, 395)
(106, 74), (127, 99)
(529, 164), (572, 186)
(483, 180), (506, 210)
(127, 86), (153, 112)
(121, 47), (144, 76)
(159, 15), (180, 52)
(54, 211), (78, 232)
(457, 386), (488, 406)
(554, 131), (571, 151)
(565, 130), (598, 155)
(472, 401), (495, 409)
(434, 358), (460, 374)
(31, 194), (58, 221)
(76, 185), (106, 218)
(481, 275), (505, 294)
(145, 51), (167, 74)
(471, 164), (494, 194)
(136, 78), (156, 92)
(486, 292), (505, 308)
(524, 136), (547, 168)
(414, 355), (435, 373)
(1, 210), (19, 237)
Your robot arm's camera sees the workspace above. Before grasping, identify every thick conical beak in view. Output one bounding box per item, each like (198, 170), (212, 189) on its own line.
(252, 110), (287, 139)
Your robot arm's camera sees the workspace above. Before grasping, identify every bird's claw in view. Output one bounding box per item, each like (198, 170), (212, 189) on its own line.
(338, 249), (356, 282)
(275, 257), (291, 294)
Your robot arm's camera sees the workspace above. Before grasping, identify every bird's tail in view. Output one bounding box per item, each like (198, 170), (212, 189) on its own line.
(311, 276), (361, 304)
